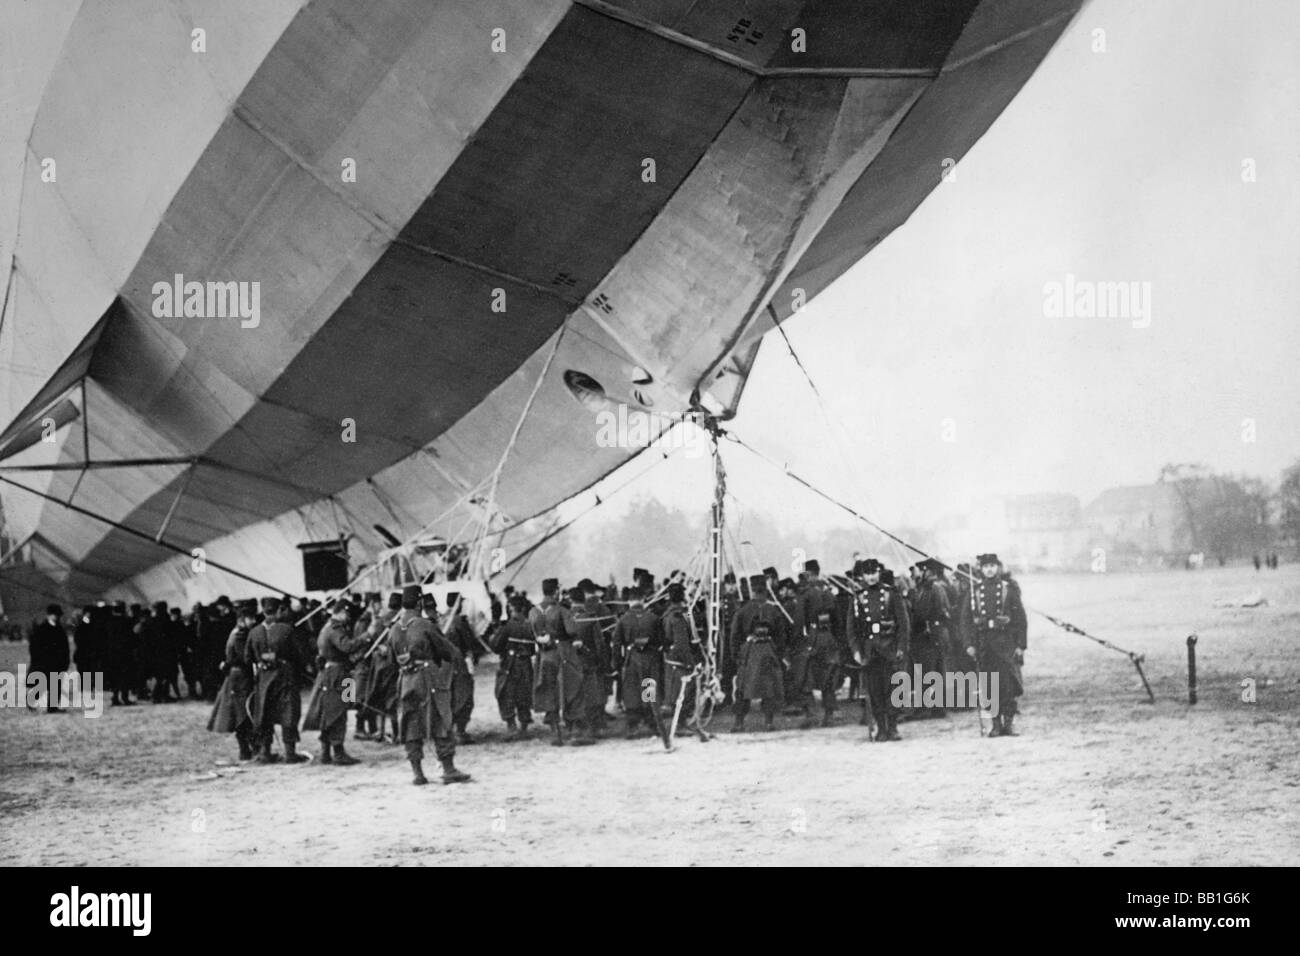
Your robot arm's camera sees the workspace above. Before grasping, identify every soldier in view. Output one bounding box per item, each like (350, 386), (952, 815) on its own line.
(718, 571), (741, 705)
(531, 578), (589, 746)
(780, 577), (811, 716)
(731, 574), (786, 732)
(73, 605), (102, 685)
(851, 558), (911, 741)
(804, 609), (847, 726)
(203, 597), (236, 701)
(959, 553), (1028, 737)
(247, 597), (307, 764)
(571, 580), (615, 735)
(105, 600), (135, 706)
(437, 592), (476, 745)
(207, 601), (258, 760)
(360, 592), (402, 742)
(614, 587), (662, 737)
(303, 598), (368, 765)
(907, 557), (951, 719)
(391, 585), (470, 785)
(137, 602), (173, 703)
(29, 605), (69, 712)
(660, 582), (699, 732)
(490, 596), (536, 739)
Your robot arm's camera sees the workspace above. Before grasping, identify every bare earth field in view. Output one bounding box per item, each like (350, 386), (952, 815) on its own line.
(1, 565), (1296, 866)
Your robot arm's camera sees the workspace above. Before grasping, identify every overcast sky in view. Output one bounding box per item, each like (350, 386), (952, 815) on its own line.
(576, 0), (1300, 540)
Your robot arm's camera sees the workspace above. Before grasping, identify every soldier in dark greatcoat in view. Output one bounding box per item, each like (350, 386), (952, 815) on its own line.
(358, 592), (401, 742)
(659, 582), (699, 732)
(571, 580), (615, 736)
(490, 596), (536, 739)
(391, 585), (470, 785)
(439, 591), (477, 745)
(207, 601), (259, 760)
(531, 579), (588, 746)
(959, 553), (1028, 737)
(804, 608), (847, 727)
(614, 589), (661, 737)
(731, 575), (787, 732)
(29, 605), (69, 712)
(851, 558), (911, 741)
(105, 601), (135, 706)
(303, 598), (368, 765)
(906, 558), (951, 719)
(246, 597), (307, 763)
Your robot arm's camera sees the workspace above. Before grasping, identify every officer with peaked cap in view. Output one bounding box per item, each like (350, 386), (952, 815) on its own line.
(852, 559), (911, 741)
(959, 553), (1027, 736)
(906, 558), (951, 720)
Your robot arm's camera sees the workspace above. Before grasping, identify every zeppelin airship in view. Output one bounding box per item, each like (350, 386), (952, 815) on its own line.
(0, 0), (1085, 610)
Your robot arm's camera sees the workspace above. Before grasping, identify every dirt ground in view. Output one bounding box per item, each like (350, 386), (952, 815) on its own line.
(1, 564), (1296, 866)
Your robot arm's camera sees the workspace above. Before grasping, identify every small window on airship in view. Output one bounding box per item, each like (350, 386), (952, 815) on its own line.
(563, 370), (612, 413)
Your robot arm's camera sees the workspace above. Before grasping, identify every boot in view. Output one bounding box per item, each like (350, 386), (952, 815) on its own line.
(410, 757), (428, 785)
(799, 704), (815, 730)
(333, 743), (359, 765)
(569, 722), (595, 746)
(283, 740), (309, 764)
(821, 710), (834, 728)
(858, 704), (870, 726)
(255, 740), (280, 764)
(730, 713), (745, 734)
(440, 758), (471, 784)
(1001, 714), (1017, 736)
(885, 718), (901, 741)
(456, 726), (474, 746)
(504, 718), (519, 740)
(237, 738), (254, 761)
(319, 741), (334, 764)
(987, 715), (1003, 738)
(549, 718), (565, 747)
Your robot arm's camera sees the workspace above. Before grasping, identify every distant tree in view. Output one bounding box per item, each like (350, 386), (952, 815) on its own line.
(1278, 459), (1300, 552)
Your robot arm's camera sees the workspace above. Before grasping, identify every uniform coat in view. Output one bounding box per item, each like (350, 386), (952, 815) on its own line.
(491, 617), (536, 723)
(208, 626), (254, 733)
(246, 619), (303, 742)
(303, 619), (368, 742)
(390, 610), (458, 761)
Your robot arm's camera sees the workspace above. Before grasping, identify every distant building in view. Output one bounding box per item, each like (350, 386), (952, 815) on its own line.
(1082, 483), (1191, 558)
(935, 493), (1090, 571)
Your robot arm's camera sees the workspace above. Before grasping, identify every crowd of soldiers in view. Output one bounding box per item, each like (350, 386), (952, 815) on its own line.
(498, 551), (1027, 746)
(24, 549), (1027, 784)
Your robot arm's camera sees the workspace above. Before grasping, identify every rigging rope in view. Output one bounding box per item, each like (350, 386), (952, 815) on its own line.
(723, 429), (1155, 700)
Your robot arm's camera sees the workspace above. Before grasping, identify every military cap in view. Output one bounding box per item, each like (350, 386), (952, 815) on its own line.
(113, 600), (127, 611)
(976, 553), (1000, 565)
(762, 566), (778, 579)
(747, 573), (767, 592)
(364, 591), (381, 603)
(568, 586), (586, 603)
(152, 600), (168, 613)
(387, 591), (402, 610)
(401, 584), (423, 607)
(722, 571), (736, 584)
(327, 597), (351, 614)
(46, 604), (63, 617)
(667, 582), (686, 604)
(779, 577), (797, 593)
(577, 578), (598, 592)
(881, 569), (896, 586)
(130, 603), (144, 614)
(260, 596), (282, 613)
(542, 578), (560, 596)
(421, 591), (439, 609)
(860, 558), (883, 574)
(237, 600), (259, 618)
(632, 567), (649, 581)
(215, 595), (231, 607)
(804, 559), (821, 575)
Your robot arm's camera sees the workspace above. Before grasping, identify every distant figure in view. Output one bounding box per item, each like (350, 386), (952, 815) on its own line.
(1269, 552), (1279, 569)
(29, 605), (70, 712)
(1253, 554), (1261, 571)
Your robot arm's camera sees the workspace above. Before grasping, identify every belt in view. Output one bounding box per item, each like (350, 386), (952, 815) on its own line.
(746, 636), (773, 643)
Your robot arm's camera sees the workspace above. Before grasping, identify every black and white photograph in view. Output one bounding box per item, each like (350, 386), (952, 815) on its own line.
(0, 0), (1295, 900)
